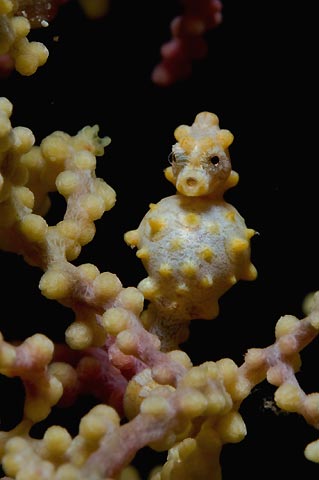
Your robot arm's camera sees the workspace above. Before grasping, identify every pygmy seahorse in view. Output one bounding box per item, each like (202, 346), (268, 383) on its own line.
(125, 112), (257, 351)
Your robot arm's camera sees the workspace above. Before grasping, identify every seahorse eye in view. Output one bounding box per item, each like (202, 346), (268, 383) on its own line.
(210, 155), (220, 166)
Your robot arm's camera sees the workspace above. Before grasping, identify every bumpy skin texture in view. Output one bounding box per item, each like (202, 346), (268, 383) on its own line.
(125, 112), (257, 349)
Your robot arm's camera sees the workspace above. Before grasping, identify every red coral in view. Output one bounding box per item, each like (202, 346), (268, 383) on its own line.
(15, 0), (70, 28)
(151, 0), (223, 86)
(0, 54), (14, 79)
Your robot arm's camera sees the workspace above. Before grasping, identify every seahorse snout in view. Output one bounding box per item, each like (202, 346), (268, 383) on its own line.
(176, 169), (209, 196)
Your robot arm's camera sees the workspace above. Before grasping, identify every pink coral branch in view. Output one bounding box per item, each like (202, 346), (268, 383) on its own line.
(0, 333), (53, 377)
(152, 0), (223, 86)
(239, 299), (319, 429)
(81, 384), (191, 479)
(82, 413), (177, 478)
(77, 347), (128, 416)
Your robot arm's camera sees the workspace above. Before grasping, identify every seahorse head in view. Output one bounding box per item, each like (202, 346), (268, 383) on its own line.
(165, 112), (234, 196)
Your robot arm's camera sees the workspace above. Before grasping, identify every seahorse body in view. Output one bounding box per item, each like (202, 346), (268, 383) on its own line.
(125, 112), (257, 350)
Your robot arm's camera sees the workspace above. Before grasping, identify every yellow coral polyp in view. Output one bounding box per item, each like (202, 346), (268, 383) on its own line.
(178, 389), (208, 418)
(56, 219), (80, 240)
(41, 134), (70, 164)
(80, 192), (105, 220)
(11, 15), (30, 39)
(216, 411), (247, 443)
(42, 426), (72, 459)
(181, 366), (209, 389)
(0, 0), (13, 15)
(55, 464), (81, 480)
(93, 271), (122, 299)
(274, 382), (303, 412)
(116, 329), (138, 355)
(94, 177), (116, 210)
(14, 39), (49, 76)
(78, 222), (96, 245)
(73, 150), (96, 170)
(56, 170), (80, 196)
(305, 439), (319, 463)
(0, 116), (11, 140)
(65, 321), (94, 350)
(79, 404), (120, 444)
(39, 270), (72, 300)
(140, 396), (171, 418)
(275, 314), (299, 338)
(77, 263), (100, 281)
(117, 286), (144, 313)
(2, 444), (30, 477)
(0, 342), (16, 370)
(102, 307), (131, 335)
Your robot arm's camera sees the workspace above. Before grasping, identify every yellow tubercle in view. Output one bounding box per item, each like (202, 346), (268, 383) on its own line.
(138, 277), (158, 298)
(159, 263), (173, 277)
(183, 212), (201, 227)
(229, 237), (249, 254)
(149, 217), (166, 234)
(180, 262), (197, 277)
(164, 166), (176, 185)
(200, 275), (214, 288)
(174, 125), (191, 142)
(216, 129), (234, 149)
(246, 228), (255, 239)
(124, 229), (139, 247)
(198, 246), (214, 262)
(179, 136), (196, 154)
(136, 247), (149, 260)
(224, 170), (239, 190)
(241, 263), (257, 281)
(225, 210), (235, 222)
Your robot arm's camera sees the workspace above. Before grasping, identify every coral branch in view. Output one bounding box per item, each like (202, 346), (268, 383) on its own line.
(1, 94), (319, 479)
(152, 0), (223, 86)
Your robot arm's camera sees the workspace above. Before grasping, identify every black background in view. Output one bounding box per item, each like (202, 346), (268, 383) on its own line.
(1, 1), (319, 478)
